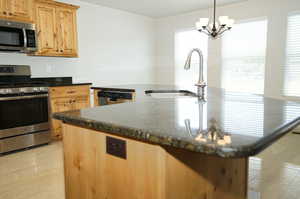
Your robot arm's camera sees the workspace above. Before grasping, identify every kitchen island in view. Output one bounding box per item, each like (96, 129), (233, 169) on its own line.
(54, 85), (300, 199)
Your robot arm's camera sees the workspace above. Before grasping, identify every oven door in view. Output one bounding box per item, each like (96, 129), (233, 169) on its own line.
(0, 26), (25, 51)
(0, 94), (49, 139)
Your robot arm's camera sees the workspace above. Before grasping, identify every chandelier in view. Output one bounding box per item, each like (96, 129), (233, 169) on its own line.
(195, 0), (235, 39)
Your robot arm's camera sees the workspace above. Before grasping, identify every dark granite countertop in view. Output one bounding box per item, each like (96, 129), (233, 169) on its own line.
(54, 84), (300, 158)
(0, 76), (92, 88)
(47, 82), (92, 87)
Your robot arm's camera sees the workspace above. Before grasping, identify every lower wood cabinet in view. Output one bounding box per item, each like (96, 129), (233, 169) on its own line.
(49, 85), (90, 140)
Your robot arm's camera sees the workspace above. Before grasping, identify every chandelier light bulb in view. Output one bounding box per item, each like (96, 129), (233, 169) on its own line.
(219, 16), (229, 25)
(227, 19), (235, 28)
(199, 18), (209, 27)
(196, 22), (202, 30)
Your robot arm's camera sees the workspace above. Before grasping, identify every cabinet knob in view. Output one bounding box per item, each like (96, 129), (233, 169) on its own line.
(60, 50), (63, 53)
(9, 12), (12, 16)
(3, 11), (7, 15)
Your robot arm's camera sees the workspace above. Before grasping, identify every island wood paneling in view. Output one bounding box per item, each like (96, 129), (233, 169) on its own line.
(62, 123), (248, 199)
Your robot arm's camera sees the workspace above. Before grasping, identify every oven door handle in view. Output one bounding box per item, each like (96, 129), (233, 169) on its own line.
(22, 28), (27, 49)
(0, 94), (48, 101)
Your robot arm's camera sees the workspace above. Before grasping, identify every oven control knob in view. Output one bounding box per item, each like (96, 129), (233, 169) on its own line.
(19, 88), (27, 93)
(40, 87), (48, 92)
(0, 89), (11, 94)
(33, 87), (40, 92)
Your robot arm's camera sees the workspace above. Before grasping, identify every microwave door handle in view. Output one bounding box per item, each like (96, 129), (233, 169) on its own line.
(22, 28), (27, 49)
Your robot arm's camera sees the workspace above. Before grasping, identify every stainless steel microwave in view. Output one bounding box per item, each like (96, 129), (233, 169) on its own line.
(0, 19), (37, 53)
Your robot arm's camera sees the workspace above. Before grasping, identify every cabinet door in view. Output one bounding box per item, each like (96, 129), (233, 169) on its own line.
(50, 97), (73, 140)
(73, 96), (90, 110)
(6, 0), (33, 22)
(56, 7), (78, 56)
(35, 3), (58, 55)
(0, 0), (7, 18)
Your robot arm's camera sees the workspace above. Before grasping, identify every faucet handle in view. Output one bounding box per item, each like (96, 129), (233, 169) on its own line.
(195, 81), (207, 88)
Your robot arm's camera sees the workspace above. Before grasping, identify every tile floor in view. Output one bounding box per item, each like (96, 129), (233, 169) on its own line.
(1, 133), (300, 199)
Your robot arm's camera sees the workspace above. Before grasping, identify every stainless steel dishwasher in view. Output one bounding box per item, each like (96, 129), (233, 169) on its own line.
(97, 90), (134, 106)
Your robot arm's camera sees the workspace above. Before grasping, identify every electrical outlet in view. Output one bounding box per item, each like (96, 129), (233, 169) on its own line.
(106, 136), (127, 159)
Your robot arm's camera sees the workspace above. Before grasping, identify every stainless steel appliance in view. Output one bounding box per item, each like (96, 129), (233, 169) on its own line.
(0, 19), (37, 52)
(0, 65), (50, 155)
(97, 91), (134, 105)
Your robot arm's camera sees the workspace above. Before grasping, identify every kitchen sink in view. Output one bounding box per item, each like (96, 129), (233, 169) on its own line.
(145, 90), (197, 98)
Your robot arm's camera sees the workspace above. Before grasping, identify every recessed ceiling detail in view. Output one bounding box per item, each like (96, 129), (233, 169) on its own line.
(79, 0), (247, 18)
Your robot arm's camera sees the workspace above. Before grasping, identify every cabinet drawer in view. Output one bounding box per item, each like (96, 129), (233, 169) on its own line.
(49, 85), (90, 98)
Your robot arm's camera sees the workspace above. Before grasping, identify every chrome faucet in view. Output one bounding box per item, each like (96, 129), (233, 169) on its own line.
(184, 48), (206, 99)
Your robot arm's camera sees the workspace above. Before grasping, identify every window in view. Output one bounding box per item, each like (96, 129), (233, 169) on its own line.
(221, 19), (268, 94)
(283, 13), (300, 97)
(284, 102), (300, 123)
(175, 30), (208, 86)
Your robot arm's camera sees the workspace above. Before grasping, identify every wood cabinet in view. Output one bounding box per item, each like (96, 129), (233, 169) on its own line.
(35, 3), (57, 55)
(49, 85), (90, 140)
(0, 0), (33, 22)
(56, 7), (78, 56)
(0, 0), (7, 18)
(33, 0), (79, 57)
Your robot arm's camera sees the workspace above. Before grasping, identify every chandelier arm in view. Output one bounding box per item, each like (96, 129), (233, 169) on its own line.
(214, 29), (229, 39)
(201, 30), (210, 36)
(216, 25), (225, 34)
(218, 28), (229, 35)
(204, 26), (213, 34)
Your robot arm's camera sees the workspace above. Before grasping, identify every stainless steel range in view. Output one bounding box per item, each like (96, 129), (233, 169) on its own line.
(0, 65), (50, 155)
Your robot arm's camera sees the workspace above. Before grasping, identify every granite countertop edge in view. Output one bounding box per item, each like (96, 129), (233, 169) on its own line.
(53, 112), (300, 158)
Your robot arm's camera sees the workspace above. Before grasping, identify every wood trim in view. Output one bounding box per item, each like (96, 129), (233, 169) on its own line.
(62, 123), (248, 199)
(35, 0), (79, 9)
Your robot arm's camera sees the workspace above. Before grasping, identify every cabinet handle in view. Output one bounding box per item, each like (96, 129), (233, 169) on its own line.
(67, 91), (76, 94)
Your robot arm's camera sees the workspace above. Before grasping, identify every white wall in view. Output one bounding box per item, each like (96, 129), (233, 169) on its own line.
(0, 0), (155, 86)
(154, 0), (300, 99)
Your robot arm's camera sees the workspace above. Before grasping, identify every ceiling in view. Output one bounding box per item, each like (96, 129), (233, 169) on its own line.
(80, 0), (247, 18)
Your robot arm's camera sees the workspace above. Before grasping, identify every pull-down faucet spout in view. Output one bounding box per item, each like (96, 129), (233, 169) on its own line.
(184, 48), (207, 99)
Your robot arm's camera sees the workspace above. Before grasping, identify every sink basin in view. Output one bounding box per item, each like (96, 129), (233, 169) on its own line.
(145, 90), (197, 98)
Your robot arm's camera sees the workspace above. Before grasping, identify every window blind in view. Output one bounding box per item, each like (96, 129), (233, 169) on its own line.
(284, 102), (300, 123)
(175, 30), (208, 86)
(283, 14), (300, 97)
(221, 19), (268, 94)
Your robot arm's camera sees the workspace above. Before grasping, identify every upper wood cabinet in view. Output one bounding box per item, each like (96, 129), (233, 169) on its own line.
(33, 0), (79, 57)
(56, 7), (78, 56)
(0, 0), (33, 22)
(35, 3), (57, 55)
(0, 0), (7, 18)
